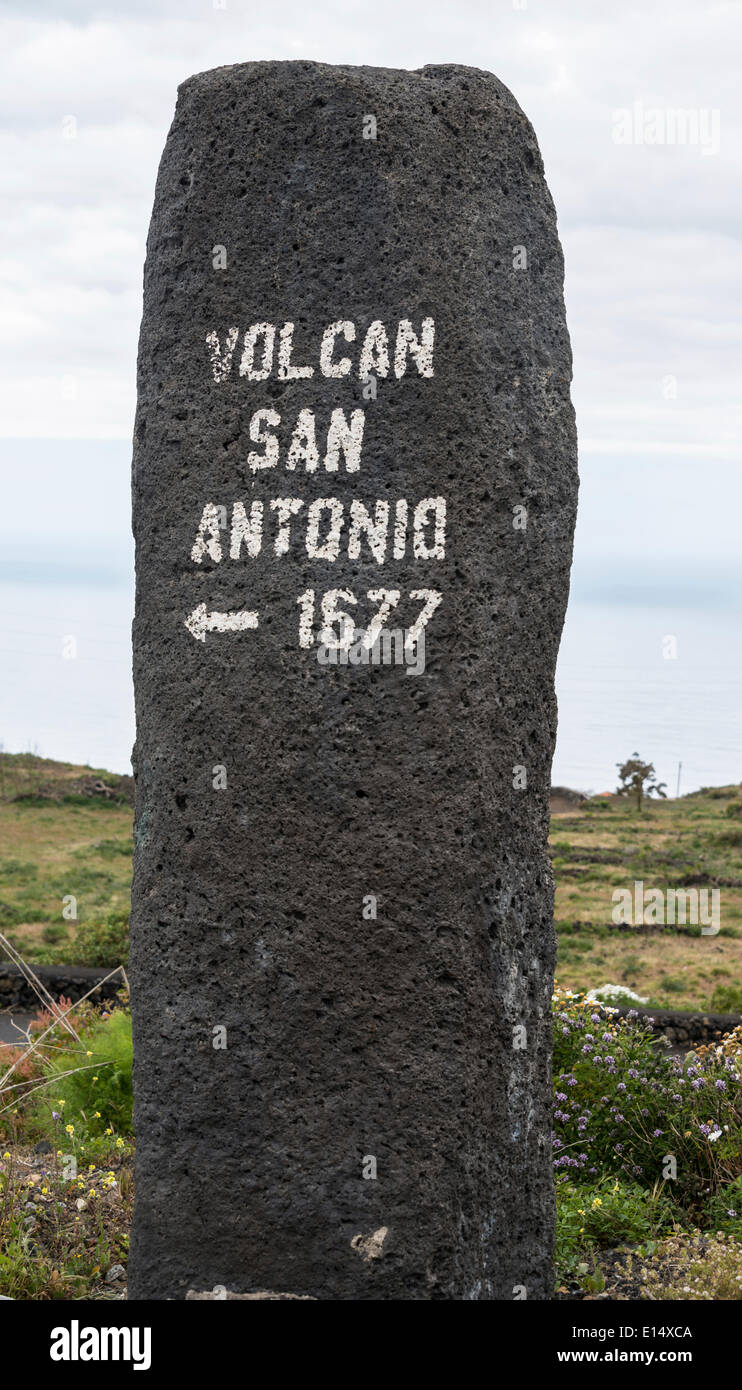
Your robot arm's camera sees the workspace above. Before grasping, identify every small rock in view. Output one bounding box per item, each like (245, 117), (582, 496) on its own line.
(350, 1226), (389, 1262)
(34, 1140), (52, 1155)
(105, 1264), (126, 1284)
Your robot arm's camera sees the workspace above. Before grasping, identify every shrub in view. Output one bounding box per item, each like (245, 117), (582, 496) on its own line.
(37, 910), (129, 967)
(556, 1175), (676, 1280)
(30, 1008), (133, 1142)
(710, 983), (742, 1014)
(552, 989), (742, 1202)
(72, 911), (129, 967)
(707, 1175), (742, 1241)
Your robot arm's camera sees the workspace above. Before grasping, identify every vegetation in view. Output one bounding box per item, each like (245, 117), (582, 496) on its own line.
(616, 752), (667, 811)
(0, 753), (132, 965)
(0, 989), (133, 1300)
(1, 752), (741, 1298)
(553, 990), (742, 1297)
(551, 781), (742, 1012)
(2, 982), (740, 1300)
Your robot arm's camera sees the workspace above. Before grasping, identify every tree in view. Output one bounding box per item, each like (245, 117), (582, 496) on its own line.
(616, 753), (667, 811)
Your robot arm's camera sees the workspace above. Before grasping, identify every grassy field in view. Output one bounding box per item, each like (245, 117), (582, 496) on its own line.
(0, 752), (741, 1012)
(553, 787), (742, 1013)
(0, 754), (133, 966)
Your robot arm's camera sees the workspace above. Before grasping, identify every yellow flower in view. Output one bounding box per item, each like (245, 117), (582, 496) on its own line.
(592, 1197), (602, 1208)
(92, 1076), (98, 1082)
(104, 1127), (113, 1136)
(86, 1050), (93, 1057)
(115, 1138), (124, 1149)
(88, 1164), (96, 1172)
(41, 1186), (48, 1195)
(93, 1112), (101, 1119)
(2, 1152), (9, 1160)
(57, 1099), (66, 1108)
(577, 1208), (585, 1216)
(65, 1124), (74, 1135)
(88, 1189), (97, 1198)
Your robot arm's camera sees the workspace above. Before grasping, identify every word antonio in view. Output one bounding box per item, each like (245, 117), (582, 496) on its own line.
(206, 317), (435, 384)
(190, 496), (447, 566)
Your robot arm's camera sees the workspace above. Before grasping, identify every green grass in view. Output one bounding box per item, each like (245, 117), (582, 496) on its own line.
(0, 754), (132, 964)
(0, 995), (134, 1299)
(551, 784), (742, 1013)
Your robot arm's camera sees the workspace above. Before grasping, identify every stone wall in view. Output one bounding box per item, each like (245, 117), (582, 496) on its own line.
(0, 962), (124, 1013)
(613, 1005), (741, 1049)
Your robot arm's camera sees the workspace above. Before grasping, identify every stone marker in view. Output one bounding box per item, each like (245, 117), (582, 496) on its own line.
(129, 60), (577, 1301)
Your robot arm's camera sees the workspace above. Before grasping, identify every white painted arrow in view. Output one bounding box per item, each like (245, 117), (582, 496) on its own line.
(185, 602), (259, 643)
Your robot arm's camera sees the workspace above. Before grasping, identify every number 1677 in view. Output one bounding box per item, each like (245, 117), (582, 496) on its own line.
(296, 588), (442, 652)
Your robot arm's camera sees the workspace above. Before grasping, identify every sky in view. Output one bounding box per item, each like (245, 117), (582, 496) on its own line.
(0, 0), (740, 784)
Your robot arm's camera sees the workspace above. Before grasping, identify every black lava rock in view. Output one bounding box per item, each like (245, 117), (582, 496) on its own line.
(129, 59), (578, 1300)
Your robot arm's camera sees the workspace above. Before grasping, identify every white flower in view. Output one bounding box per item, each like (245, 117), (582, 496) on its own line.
(586, 983), (649, 1004)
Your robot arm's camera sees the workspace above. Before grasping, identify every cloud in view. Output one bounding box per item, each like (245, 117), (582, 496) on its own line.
(0, 0), (739, 477)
